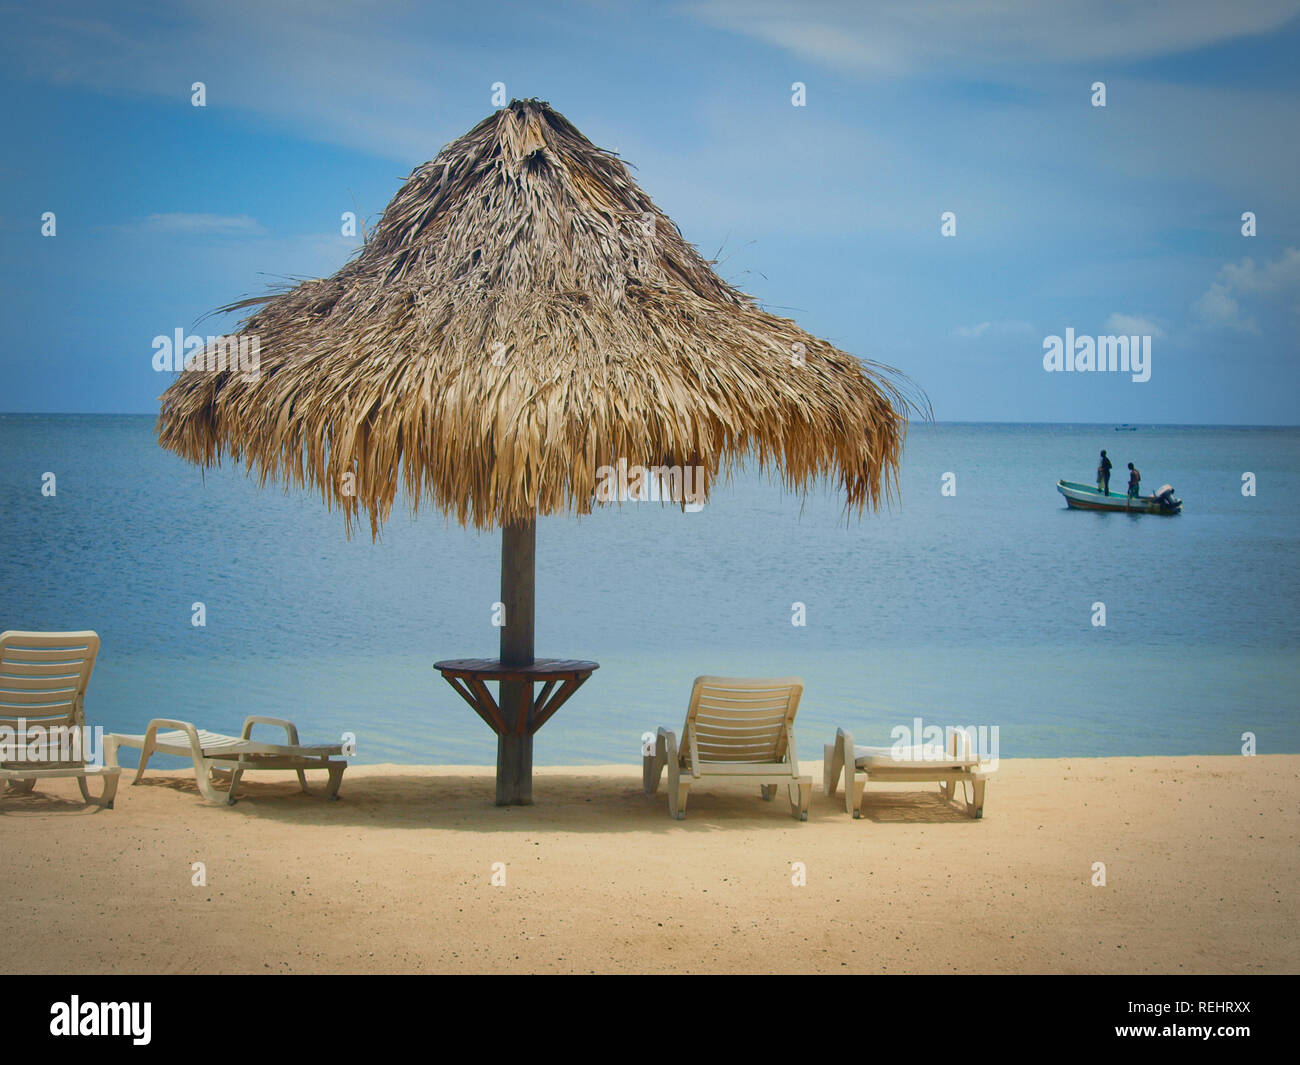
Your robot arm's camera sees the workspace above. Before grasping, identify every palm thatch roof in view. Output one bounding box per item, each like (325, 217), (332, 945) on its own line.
(157, 98), (918, 535)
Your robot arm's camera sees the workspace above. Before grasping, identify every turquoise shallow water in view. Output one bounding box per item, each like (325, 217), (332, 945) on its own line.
(1, 416), (1296, 765)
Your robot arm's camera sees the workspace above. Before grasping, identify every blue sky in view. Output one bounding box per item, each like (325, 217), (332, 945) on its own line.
(1, 0), (1297, 422)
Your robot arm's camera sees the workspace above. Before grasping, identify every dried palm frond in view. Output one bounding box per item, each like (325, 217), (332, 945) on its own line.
(157, 99), (920, 536)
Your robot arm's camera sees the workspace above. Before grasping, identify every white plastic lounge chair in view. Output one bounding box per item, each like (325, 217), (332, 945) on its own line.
(643, 676), (811, 820)
(823, 727), (989, 819)
(104, 716), (346, 806)
(0, 630), (120, 808)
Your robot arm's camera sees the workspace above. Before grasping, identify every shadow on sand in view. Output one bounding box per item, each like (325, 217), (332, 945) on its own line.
(20, 770), (992, 832)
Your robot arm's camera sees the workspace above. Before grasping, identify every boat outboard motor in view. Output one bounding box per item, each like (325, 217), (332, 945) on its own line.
(1155, 484), (1177, 509)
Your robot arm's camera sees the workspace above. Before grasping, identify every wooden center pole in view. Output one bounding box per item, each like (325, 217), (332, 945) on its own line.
(497, 518), (535, 805)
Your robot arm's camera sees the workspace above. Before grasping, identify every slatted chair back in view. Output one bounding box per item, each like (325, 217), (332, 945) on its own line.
(681, 676), (803, 768)
(0, 631), (100, 768)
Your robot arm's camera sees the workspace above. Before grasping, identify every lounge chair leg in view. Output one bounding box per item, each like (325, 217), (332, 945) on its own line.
(6, 778), (36, 794)
(643, 733), (667, 796)
(670, 780), (690, 820)
(970, 779), (986, 819)
(789, 779), (810, 821)
(823, 739), (844, 797)
(325, 765), (344, 800)
(760, 784), (776, 801)
(193, 758), (228, 804)
(132, 741), (155, 785)
(225, 767), (245, 806)
(849, 776), (865, 818)
(663, 748), (690, 821)
(828, 729), (858, 815)
(296, 769), (309, 794)
(76, 771), (118, 809)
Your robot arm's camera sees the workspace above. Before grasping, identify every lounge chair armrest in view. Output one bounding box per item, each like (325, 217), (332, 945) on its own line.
(642, 727), (674, 796)
(654, 727), (693, 773)
(144, 718), (199, 732)
(240, 716), (301, 744)
(785, 722), (801, 769)
(663, 725), (702, 779)
(141, 718), (205, 758)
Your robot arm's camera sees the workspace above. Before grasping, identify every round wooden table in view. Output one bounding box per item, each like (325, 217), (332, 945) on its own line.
(433, 658), (599, 738)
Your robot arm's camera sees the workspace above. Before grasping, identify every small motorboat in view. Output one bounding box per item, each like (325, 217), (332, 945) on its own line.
(1056, 480), (1182, 514)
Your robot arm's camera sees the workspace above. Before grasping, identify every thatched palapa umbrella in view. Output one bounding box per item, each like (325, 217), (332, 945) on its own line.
(157, 99), (914, 805)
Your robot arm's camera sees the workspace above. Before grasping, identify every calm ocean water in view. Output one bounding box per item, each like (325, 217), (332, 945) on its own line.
(2, 416), (1297, 765)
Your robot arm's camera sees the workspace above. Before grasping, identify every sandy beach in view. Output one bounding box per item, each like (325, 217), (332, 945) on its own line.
(2, 754), (1295, 974)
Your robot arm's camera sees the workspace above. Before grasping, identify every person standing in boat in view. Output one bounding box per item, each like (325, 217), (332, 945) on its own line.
(1097, 450), (1113, 495)
(1127, 462), (1141, 500)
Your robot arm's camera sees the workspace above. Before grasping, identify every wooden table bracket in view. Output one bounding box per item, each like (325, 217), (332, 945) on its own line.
(433, 658), (599, 739)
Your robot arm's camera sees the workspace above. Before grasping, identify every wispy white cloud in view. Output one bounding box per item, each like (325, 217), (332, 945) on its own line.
(126, 213), (266, 236)
(5, 0), (466, 162)
(951, 320), (1034, 339)
(1218, 247), (1300, 294)
(1105, 313), (1165, 338)
(1195, 247), (1300, 332)
(687, 0), (1300, 75)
